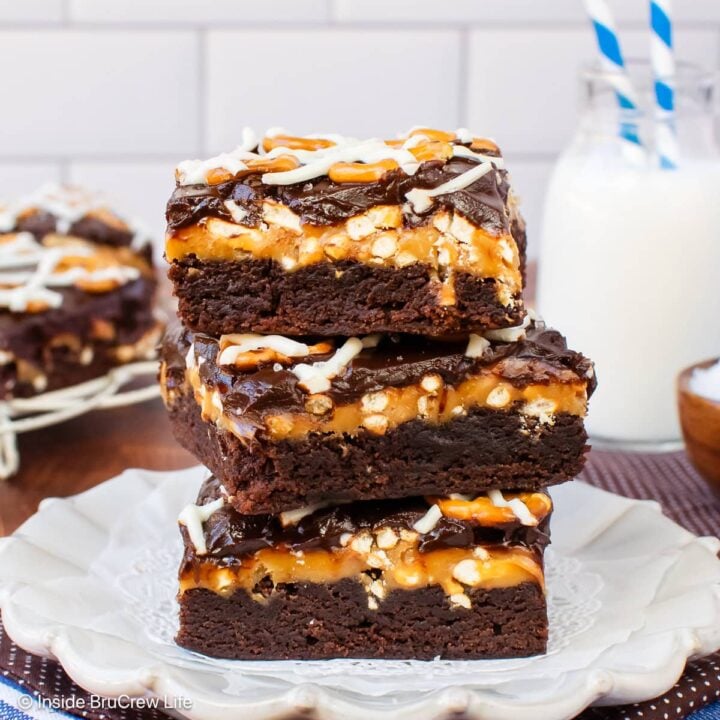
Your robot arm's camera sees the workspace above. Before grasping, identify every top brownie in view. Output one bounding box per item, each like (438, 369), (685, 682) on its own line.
(165, 127), (527, 337)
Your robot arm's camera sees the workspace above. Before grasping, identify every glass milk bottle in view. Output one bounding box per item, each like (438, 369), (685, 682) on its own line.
(538, 62), (720, 449)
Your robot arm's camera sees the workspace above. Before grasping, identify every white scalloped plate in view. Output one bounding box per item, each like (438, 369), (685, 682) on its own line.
(1, 467), (719, 720)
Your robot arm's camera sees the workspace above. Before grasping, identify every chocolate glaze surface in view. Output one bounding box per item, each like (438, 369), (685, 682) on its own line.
(182, 477), (551, 568)
(13, 210), (136, 249)
(166, 154), (514, 235)
(162, 319), (596, 427)
(0, 276), (157, 399)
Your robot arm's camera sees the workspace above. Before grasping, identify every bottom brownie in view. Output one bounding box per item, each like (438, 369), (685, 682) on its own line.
(177, 581), (547, 660)
(176, 476), (550, 660)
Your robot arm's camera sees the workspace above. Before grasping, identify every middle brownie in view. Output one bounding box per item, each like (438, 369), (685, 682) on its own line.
(161, 318), (595, 515)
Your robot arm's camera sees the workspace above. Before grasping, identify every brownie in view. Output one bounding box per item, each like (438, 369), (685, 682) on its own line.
(0, 184), (152, 261)
(176, 477), (550, 660)
(178, 582), (547, 660)
(160, 319), (595, 513)
(169, 257), (524, 337)
(165, 128), (527, 337)
(0, 187), (160, 398)
(0, 276), (159, 398)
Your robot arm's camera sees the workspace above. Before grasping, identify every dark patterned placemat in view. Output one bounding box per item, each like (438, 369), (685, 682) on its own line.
(1, 450), (719, 720)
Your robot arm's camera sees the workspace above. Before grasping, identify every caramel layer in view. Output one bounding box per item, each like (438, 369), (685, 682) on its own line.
(165, 202), (521, 306)
(437, 493), (552, 525)
(181, 359), (588, 442)
(0, 234), (150, 311)
(180, 541), (544, 606)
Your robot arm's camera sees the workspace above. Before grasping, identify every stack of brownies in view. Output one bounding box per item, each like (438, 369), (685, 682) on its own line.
(160, 127), (596, 660)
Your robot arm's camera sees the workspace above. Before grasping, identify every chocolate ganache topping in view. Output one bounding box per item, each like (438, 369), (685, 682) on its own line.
(163, 319), (596, 425)
(182, 477), (551, 565)
(166, 155), (511, 235)
(13, 211), (135, 249)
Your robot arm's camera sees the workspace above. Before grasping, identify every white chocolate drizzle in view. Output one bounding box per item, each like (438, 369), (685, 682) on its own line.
(184, 342), (196, 370)
(361, 334), (381, 349)
(487, 489), (537, 527)
(451, 144), (503, 165)
(0, 184), (150, 248)
(0, 233), (140, 312)
(178, 497), (225, 555)
(261, 139), (419, 186)
(465, 334), (490, 358)
(455, 127), (474, 144)
(484, 313), (532, 343)
(177, 128), (260, 186)
(279, 501), (329, 528)
(405, 161), (494, 214)
(175, 127), (504, 188)
(213, 332), (382, 392)
(412, 504), (443, 534)
(217, 334), (313, 366)
(223, 200), (248, 224)
(291, 337), (364, 394)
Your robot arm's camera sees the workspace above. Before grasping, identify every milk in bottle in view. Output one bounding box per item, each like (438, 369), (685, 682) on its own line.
(538, 63), (720, 446)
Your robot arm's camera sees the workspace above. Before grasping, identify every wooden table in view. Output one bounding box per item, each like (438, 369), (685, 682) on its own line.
(0, 392), (195, 536)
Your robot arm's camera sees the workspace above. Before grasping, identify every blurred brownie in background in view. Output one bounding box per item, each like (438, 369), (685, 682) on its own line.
(0, 185), (162, 398)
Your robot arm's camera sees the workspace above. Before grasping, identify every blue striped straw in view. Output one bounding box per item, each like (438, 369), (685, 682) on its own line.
(650, 0), (679, 168)
(584, 0), (645, 162)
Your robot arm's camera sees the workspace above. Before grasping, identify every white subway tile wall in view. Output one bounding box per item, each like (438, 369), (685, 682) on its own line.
(0, 31), (199, 156)
(0, 164), (62, 198)
(0, 0), (63, 23)
(206, 30), (461, 152)
(0, 0), (718, 259)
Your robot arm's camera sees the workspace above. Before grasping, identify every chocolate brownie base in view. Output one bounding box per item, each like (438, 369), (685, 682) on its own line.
(168, 388), (588, 514)
(0, 276), (158, 399)
(168, 256), (524, 337)
(1, 345), (129, 399)
(177, 580), (547, 660)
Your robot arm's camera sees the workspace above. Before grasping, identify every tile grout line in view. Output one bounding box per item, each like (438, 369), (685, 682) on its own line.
(0, 19), (719, 31)
(196, 28), (207, 156)
(325, 0), (337, 26)
(0, 152), (561, 164)
(57, 158), (70, 184)
(457, 27), (470, 127)
(0, 154), (195, 163)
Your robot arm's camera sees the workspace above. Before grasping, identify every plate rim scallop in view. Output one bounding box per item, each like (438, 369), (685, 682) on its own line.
(0, 467), (719, 720)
